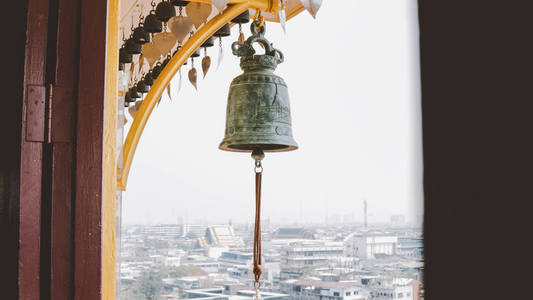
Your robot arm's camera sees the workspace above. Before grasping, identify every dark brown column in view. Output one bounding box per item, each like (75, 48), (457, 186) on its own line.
(1, 1), (28, 297)
(48, 0), (81, 299)
(74, 1), (111, 299)
(18, 0), (51, 298)
(419, 1), (533, 299)
(2, 0), (111, 299)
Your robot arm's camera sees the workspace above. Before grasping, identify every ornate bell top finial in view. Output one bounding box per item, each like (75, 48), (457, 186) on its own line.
(231, 21), (284, 72)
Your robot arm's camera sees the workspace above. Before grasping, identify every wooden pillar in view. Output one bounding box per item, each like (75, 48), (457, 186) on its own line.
(1, 1), (29, 298)
(2, 0), (118, 299)
(419, 1), (533, 299)
(74, 0), (118, 299)
(18, 0), (50, 298)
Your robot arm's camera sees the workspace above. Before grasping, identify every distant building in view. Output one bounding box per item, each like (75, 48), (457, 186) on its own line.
(344, 232), (398, 259)
(218, 250), (253, 267)
(408, 279), (423, 300)
(139, 224), (183, 238)
(282, 241), (345, 268)
(273, 227), (315, 239)
(204, 225), (245, 247)
(183, 287), (288, 299)
(367, 278), (414, 300)
(280, 279), (365, 299)
(183, 224), (208, 238)
(390, 215), (406, 227)
(180, 255), (220, 273)
(397, 236), (423, 258)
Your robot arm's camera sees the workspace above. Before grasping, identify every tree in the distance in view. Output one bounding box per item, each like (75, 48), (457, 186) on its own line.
(137, 269), (163, 300)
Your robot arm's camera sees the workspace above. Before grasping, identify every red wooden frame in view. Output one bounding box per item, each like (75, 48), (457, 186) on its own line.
(13, 0), (111, 299)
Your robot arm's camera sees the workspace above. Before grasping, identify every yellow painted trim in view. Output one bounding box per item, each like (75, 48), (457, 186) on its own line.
(120, 0), (299, 189)
(121, 1), (259, 188)
(103, 0), (119, 299)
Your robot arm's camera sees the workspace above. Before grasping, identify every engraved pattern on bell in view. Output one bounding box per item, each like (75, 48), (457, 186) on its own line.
(219, 21), (297, 153)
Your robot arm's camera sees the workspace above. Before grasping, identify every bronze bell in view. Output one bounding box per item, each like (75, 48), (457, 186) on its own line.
(144, 72), (155, 86)
(124, 91), (132, 104)
(119, 47), (132, 63)
(201, 36), (215, 48)
(152, 64), (163, 78)
(191, 48), (201, 58)
(219, 21), (298, 152)
(156, 1), (176, 23)
(125, 37), (141, 54)
(133, 26), (150, 44)
(162, 55), (171, 69)
(137, 80), (150, 94)
(231, 9), (250, 24)
(144, 12), (162, 33)
(214, 23), (231, 37)
(129, 87), (141, 99)
(172, 0), (189, 6)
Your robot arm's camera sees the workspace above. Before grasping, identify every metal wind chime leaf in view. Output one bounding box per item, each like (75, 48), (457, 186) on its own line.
(188, 67), (197, 90)
(168, 4), (193, 44)
(232, 9), (250, 44)
(168, 16), (193, 43)
(300, 0), (322, 19)
(212, 0), (228, 13)
(213, 23), (231, 69)
(186, 2), (212, 29)
(217, 38), (224, 70)
(200, 36), (214, 78)
(153, 32), (177, 57)
(166, 83), (173, 101)
(188, 49), (199, 90)
(142, 42), (161, 67)
(178, 68), (183, 93)
(202, 55), (211, 78)
(138, 53), (145, 69)
(278, 8), (286, 33)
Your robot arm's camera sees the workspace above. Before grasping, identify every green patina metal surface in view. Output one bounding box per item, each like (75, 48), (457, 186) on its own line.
(219, 21), (298, 153)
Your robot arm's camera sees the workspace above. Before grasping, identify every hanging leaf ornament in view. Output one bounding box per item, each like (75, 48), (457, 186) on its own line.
(202, 56), (211, 78)
(153, 32), (177, 56)
(168, 16), (194, 44)
(186, 2), (212, 29)
(217, 39), (224, 69)
(212, 0), (229, 13)
(178, 68), (183, 93)
(300, 0), (322, 19)
(166, 84), (173, 101)
(128, 100), (143, 119)
(129, 61), (135, 84)
(238, 32), (245, 43)
(138, 54), (146, 69)
(188, 67), (198, 90)
(141, 42), (161, 67)
(278, 8), (287, 33)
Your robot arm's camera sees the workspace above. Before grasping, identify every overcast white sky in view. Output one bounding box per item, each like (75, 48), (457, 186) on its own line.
(122, 0), (422, 226)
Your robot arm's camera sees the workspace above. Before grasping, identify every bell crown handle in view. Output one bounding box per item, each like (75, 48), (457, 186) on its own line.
(231, 21), (284, 64)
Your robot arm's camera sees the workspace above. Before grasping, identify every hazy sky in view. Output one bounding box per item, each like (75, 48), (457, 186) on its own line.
(122, 0), (422, 225)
